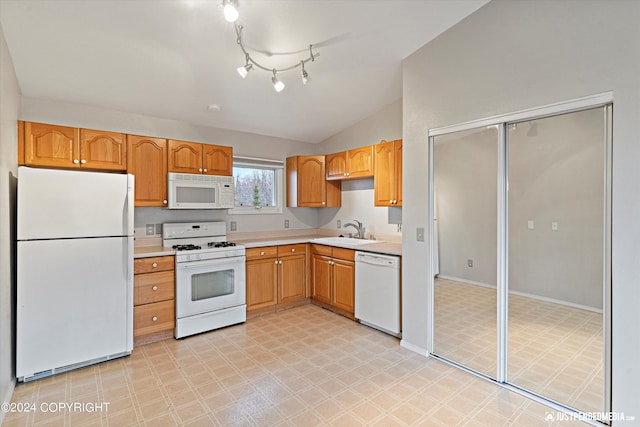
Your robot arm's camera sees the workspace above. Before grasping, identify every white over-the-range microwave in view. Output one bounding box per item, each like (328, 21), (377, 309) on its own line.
(168, 173), (235, 209)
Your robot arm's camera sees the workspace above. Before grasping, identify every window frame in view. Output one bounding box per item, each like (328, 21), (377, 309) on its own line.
(227, 156), (284, 215)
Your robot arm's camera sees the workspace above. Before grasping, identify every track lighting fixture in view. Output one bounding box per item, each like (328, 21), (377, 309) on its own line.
(271, 70), (285, 93)
(223, 1), (319, 93)
(223, 0), (239, 23)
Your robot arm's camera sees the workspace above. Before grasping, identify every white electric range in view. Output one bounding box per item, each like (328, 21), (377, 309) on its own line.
(163, 222), (246, 338)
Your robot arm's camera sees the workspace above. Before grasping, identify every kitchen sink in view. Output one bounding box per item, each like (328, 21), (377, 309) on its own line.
(311, 237), (382, 245)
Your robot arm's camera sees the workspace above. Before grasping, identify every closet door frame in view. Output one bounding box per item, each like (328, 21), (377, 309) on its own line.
(427, 92), (612, 416)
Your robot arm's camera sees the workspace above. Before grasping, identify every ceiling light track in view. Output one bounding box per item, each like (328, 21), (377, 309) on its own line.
(222, 0), (319, 92)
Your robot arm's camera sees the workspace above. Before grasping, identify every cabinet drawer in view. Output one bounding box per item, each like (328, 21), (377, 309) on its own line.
(278, 244), (306, 257)
(333, 247), (355, 262)
(134, 300), (174, 336)
(134, 271), (174, 305)
(246, 246), (278, 261)
(134, 256), (174, 274)
(311, 244), (332, 257)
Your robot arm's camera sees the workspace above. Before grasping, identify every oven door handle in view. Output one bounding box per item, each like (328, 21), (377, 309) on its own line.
(176, 256), (246, 271)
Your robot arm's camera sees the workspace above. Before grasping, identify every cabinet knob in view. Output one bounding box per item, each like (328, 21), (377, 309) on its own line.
(152, 262), (158, 268)
(279, 260), (283, 265)
(199, 168), (203, 172)
(80, 159), (87, 164)
(152, 285), (158, 291)
(152, 316), (158, 322)
(163, 200), (168, 205)
(203, 168), (208, 172)
(347, 172), (350, 176)
(344, 173), (347, 176)
(73, 159), (79, 164)
(275, 260), (279, 265)
(291, 248), (295, 252)
(260, 251), (265, 256)
(322, 201), (326, 205)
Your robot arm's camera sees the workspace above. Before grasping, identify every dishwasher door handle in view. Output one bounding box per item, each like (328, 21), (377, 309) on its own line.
(355, 253), (399, 267)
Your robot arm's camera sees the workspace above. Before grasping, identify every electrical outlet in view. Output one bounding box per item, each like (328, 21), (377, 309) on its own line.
(337, 220), (341, 229)
(284, 219), (290, 229)
(551, 221), (559, 231)
(416, 227), (425, 242)
(467, 259), (473, 267)
(145, 224), (155, 236)
(155, 224), (162, 235)
(527, 220), (535, 230)
(230, 221), (237, 231)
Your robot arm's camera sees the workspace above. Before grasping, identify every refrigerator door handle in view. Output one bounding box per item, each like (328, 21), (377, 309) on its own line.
(125, 174), (135, 236)
(125, 236), (134, 351)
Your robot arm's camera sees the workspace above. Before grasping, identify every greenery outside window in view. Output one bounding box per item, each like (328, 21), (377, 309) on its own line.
(228, 156), (284, 215)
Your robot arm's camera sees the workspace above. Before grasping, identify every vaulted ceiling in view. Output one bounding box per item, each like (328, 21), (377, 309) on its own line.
(0, 0), (488, 143)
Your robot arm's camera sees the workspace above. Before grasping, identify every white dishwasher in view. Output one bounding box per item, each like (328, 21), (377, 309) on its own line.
(355, 251), (401, 337)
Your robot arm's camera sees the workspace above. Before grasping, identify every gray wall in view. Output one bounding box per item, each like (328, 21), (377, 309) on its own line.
(317, 99), (403, 237)
(508, 108), (605, 310)
(434, 126), (497, 286)
(0, 22), (20, 422)
(402, 0), (640, 417)
(19, 97), (319, 235)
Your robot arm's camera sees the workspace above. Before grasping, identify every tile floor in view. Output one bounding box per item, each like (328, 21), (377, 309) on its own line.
(4, 305), (586, 426)
(434, 278), (603, 415)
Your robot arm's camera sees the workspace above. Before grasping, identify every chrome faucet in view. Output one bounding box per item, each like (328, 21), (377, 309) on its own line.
(343, 220), (365, 239)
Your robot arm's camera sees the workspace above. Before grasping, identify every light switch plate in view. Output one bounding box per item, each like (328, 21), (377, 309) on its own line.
(416, 227), (425, 242)
(551, 221), (559, 231)
(284, 219), (289, 229)
(146, 224), (155, 236)
(230, 221), (237, 231)
(527, 220), (535, 230)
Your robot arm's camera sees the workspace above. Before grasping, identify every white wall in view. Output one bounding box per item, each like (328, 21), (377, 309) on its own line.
(19, 97), (319, 235)
(0, 22), (20, 423)
(317, 99), (403, 238)
(402, 0), (640, 419)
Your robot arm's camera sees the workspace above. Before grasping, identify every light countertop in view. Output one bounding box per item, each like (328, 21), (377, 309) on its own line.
(134, 235), (401, 258)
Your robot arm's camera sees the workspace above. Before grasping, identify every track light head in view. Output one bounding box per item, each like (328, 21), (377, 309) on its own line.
(223, 0), (239, 22)
(301, 61), (309, 85)
(272, 70), (285, 92)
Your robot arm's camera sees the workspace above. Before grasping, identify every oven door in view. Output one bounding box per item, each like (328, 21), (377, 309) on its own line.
(176, 256), (246, 318)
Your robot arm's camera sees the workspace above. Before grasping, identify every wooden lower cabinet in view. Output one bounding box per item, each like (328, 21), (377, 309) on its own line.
(311, 245), (355, 316)
(133, 255), (175, 345)
(246, 244), (307, 314)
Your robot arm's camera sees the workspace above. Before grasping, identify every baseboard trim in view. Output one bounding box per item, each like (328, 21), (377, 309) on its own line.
(436, 275), (602, 313)
(400, 340), (428, 357)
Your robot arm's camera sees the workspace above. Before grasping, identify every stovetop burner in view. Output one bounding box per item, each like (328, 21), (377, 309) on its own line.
(172, 244), (202, 251)
(208, 242), (237, 248)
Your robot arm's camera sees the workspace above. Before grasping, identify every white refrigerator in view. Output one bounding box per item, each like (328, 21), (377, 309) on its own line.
(17, 166), (134, 381)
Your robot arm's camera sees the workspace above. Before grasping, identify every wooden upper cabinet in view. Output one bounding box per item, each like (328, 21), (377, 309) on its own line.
(168, 140), (233, 176)
(374, 139), (402, 206)
(23, 122), (78, 168)
(168, 140), (202, 174)
(203, 144), (233, 176)
(286, 155), (341, 208)
(127, 135), (168, 207)
(325, 146), (374, 180)
(326, 151), (347, 180)
(79, 129), (126, 170)
(346, 146), (374, 179)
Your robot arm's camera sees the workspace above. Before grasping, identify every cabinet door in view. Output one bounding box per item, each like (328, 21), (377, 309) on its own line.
(326, 152), (347, 180)
(168, 140), (202, 174)
(24, 122), (79, 168)
(394, 140), (403, 206)
(347, 146), (374, 178)
(278, 254), (306, 304)
(332, 258), (355, 313)
(203, 144), (233, 176)
(298, 156), (327, 207)
(127, 136), (167, 207)
(246, 258), (278, 310)
(80, 129), (126, 171)
(374, 140), (396, 206)
(311, 254), (332, 304)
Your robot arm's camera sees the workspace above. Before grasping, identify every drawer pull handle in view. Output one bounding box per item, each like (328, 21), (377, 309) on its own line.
(152, 285), (158, 291)
(152, 316), (158, 322)
(291, 248), (295, 252)
(152, 262), (158, 268)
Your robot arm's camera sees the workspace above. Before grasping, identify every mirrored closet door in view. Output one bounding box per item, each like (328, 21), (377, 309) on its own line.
(430, 101), (611, 416)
